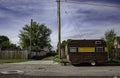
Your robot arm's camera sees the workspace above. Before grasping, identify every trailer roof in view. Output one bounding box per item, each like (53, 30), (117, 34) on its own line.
(68, 39), (106, 47)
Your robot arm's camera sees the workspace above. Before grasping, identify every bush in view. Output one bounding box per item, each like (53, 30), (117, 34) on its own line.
(53, 55), (69, 63)
(53, 55), (61, 63)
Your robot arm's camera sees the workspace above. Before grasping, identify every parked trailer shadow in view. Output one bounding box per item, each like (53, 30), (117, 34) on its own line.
(0, 74), (120, 78)
(72, 63), (120, 67)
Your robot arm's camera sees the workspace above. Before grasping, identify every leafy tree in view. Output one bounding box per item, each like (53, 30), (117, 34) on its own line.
(61, 39), (71, 49)
(19, 21), (52, 52)
(1, 41), (10, 50)
(0, 35), (9, 43)
(61, 40), (67, 49)
(47, 43), (52, 52)
(104, 29), (116, 59)
(0, 35), (10, 50)
(56, 39), (71, 52)
(60, 39), (71, 58)
(60, 39), (71, 48)
(0, 35), (19, 50)
(10, 43), (21, 50)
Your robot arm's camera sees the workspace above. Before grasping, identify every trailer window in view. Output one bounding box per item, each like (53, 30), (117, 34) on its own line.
(95, 41), (101, 44)
(69, 47), (77, 52)
(96, 47), (104, 52)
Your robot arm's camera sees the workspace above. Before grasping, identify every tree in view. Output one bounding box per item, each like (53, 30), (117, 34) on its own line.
(61, 39), (71, 49)
(0, 35), (10, 50)
(104, 29), (116, 59)
(0, 35), (19, 50)
(0, 35), (9, 43)
(60, 39), (71, 58)
(61, 40), (67, 49)
(19, 21), (52, 52)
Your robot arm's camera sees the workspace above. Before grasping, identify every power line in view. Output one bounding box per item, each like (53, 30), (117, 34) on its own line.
(63, 0), (120, 8)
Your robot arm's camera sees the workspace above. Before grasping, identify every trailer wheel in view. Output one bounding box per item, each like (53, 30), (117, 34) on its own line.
(91, 61), (96, 66)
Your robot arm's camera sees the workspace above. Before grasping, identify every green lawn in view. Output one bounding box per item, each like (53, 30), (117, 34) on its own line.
(0, 59), (28, 64)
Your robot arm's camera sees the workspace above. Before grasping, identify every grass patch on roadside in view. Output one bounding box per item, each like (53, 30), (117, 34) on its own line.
(53, 55), (61, 63)
(107, 59), (120, 64)
(0, 59), (28, 64)
(53, 55), (69, 63)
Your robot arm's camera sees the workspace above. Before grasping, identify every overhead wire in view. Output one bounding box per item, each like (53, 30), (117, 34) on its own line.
(63, 0), (82, 38)
(62, 0), (120, 39)
(60, 0), (120, 8)
(56, 0), (120, 39)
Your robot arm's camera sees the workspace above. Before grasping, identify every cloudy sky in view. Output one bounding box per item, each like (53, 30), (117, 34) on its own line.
(0, 0), (120, 49)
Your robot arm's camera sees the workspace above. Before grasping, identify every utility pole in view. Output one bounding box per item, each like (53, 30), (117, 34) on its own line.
(57, 0), (61, 58)
(30, 19), (33, 52)
(0, 39), (1, 52)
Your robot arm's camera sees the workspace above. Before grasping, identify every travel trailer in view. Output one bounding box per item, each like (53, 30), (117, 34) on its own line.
(65, 39), (108, 65)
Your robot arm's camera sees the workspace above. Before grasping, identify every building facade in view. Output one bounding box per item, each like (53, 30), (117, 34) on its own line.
(114, 36), (120, 58)
(114, 37), (120, 49)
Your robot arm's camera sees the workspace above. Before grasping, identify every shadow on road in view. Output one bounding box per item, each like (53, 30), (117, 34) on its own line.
(72, 63), (120, 67)
(0, 74), (120, 78)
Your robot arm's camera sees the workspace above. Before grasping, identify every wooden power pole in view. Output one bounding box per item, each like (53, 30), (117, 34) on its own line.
(57, 0), (61, 58)
(30, 19), (33, 52)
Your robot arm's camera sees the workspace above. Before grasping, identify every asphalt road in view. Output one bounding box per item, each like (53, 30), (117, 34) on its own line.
(0, 60), (120, 78)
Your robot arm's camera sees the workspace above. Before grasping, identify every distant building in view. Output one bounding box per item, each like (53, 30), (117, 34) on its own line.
(114, 36), (120, 58)
(114, 36), (120, 49)
(28, 47), (50, 59)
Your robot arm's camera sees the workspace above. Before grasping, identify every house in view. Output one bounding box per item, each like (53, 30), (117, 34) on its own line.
(114, 36), (120, 58)
(114, 36), (120, 49)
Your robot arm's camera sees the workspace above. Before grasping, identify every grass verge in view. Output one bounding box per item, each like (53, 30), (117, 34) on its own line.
(0, 59), (28, 64)
(53, 55), (69, 63)
(53, 56), (61, 63)
(107, 59), (120, 64)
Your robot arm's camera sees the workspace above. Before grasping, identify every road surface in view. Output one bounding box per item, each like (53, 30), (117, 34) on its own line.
(0, 60), (120, 78)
